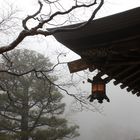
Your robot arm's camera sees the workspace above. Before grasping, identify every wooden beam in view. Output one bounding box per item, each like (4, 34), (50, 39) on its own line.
(114, 69), (140, 85)
(132, 90), (139, 95)
(127, 80), (140, 93)
(67, 59), (92, 73)
(121, 76), (140, 89)
(114, 66), (137, 79)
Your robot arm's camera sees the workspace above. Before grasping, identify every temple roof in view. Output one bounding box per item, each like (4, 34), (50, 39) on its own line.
(53, 7), (140, 96)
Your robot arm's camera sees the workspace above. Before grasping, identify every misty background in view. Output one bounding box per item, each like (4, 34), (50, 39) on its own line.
(1, 0), (140, 139)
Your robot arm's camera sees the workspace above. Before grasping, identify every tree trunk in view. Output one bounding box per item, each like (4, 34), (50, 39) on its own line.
(21, 114), (29, 140)
(20, 87), (29, 140)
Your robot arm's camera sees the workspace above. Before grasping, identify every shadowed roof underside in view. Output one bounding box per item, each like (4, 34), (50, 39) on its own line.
(54, 7), (140, 96)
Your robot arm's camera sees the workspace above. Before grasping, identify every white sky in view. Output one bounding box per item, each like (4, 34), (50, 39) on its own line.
(1, 0), (140, 140)
(6, 0), (140, 17)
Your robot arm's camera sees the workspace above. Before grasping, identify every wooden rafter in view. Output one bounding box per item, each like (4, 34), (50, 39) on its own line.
(54, 7), (140, 97)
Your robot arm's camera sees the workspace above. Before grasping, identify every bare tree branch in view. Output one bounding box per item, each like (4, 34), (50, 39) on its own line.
(0, 0), (104, 54)
(22, 1), (43, 30)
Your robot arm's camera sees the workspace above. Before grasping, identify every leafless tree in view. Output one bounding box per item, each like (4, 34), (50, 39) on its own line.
(0, 0), (104, 112)
(0, 2), (19, 34)
(0, 0), (104, 53)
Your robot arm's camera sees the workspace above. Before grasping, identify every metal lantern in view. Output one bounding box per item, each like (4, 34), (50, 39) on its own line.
(87, 75), (110, 103)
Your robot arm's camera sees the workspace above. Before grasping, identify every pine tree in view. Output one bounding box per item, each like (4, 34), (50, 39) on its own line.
(0, 49), (79, 140)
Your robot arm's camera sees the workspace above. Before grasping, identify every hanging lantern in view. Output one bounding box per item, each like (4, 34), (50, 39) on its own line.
(87, 75), (110, 103)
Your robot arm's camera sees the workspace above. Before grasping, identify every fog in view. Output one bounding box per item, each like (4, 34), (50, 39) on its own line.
(1, 0), (140, 139)
(69, 82), (140, 140)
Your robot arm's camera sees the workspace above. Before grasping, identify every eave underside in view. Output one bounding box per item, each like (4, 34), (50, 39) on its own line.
(75, 35), (140, 96)
(54, 7), (140, 96)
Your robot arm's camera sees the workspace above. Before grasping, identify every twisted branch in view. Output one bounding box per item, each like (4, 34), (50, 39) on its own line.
(0, 0), (104, 54)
